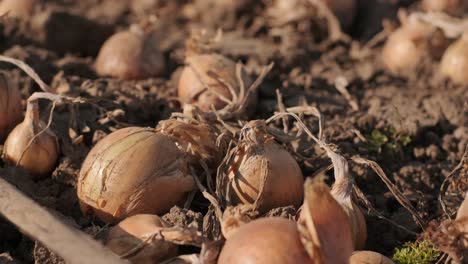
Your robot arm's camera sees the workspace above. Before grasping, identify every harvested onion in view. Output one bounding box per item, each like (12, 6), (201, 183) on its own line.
(218, 217), (311, 263)
(218, 179), (354, 263)
(95, 26), (165, 80)
(440, 34), (468, 84)
(77, 127), (195, 223)
(0, 72), (22, 142)
(0, 0), (34, 18)
(3, 101), (58, 178)
(221, 120), (303, 214)
(177, 53), (254, 112)
(382, 16), (446, 73)
(106, 214), (178, 264)
(349, 251), (394, 264)
(421, 0), (468, 16)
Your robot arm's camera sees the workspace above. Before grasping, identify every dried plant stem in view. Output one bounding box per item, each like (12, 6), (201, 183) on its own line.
(353, 185), (418, 235)
(0, 55), (51, 92)
(268, 108), (425, 230)
(0, 177), (128, 264)
(439, 144), (468, 218)
(306, 0), (347, 41)
(276, 89), (289, 134)
(190, 167), (223, 221)
(351, 156), (426, 228)
(334, 76), (359, 111)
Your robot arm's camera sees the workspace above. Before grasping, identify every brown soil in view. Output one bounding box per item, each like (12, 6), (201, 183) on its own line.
(0, 0), (466, 263)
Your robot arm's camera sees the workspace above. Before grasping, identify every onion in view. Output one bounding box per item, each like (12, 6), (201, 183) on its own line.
(177, 54), (255, 112)
(218, 178), (354, 263)
(300, 178), (354, 263)
(218, 217), (312, 263)
(331, 182), (367, 250)
(421, 0), (468, 16)
(0, 72), (22, 142)
(349, 251), (394, 264)
(221, 121), (303, 214)
(0, 0), (34, 18)
(440, 34), (468, 84)
(95, 27), (165, 80)
(77, 127), (195, 223)
(2, 101), (58, 178)
(382, 17), (445, 73)
(106, 214), (178, 264)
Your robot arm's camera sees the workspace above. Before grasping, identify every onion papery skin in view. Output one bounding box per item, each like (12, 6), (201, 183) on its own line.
(226, 138), (304, 214)
(217, 217), (312, 264)
(440, 36), (468, 84)
(95, 30), (165, 80)
(178, 54), (255, 112)
(78, 127), (194, 224)
(106, 214), (178, 264)
(0, 73), (22, 142)
(3, 103), (58, 178)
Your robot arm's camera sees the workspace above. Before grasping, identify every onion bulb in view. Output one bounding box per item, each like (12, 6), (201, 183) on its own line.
(349, 251), (394, 264)
(382, 17), (445, 73)
(440, 34), (468, 84)
(0, 72), (22, 142)
(0, 0), (34, 18)
(300, 178), (354, 263)
(421, 0), (468, 16)
(3, 102), (58, 178)
(77, 127), (195, 223)
(95, 27), (165, 80)
(106, 214), (178, 264)
(178, 53), (255, 112)
(218, 217), (312, 263)
(221, 120), (303, 214)
(218, 179), (354, 263)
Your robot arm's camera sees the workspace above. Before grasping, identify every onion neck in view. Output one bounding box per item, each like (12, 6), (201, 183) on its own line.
(24, 101), (41, 129)
(329, 153), (353, 205)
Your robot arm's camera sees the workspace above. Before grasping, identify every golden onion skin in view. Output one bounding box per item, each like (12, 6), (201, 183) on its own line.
(382, 22), (429, 73)
(178, 54), (255, 112)
(0, 73), (22, 142)
(106, 214), (178, 264)
(350, 251), (394, 264)
(440, 36), (468, 85)
(78, 127), (194, 223)
(3, 103), (58, 178)
(381, 18), (444, 74)
(218, 217), (312, 264)
(226, 139), (304, 214)
(338, 201), (367, 250)
(95, 29), (165, 80)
